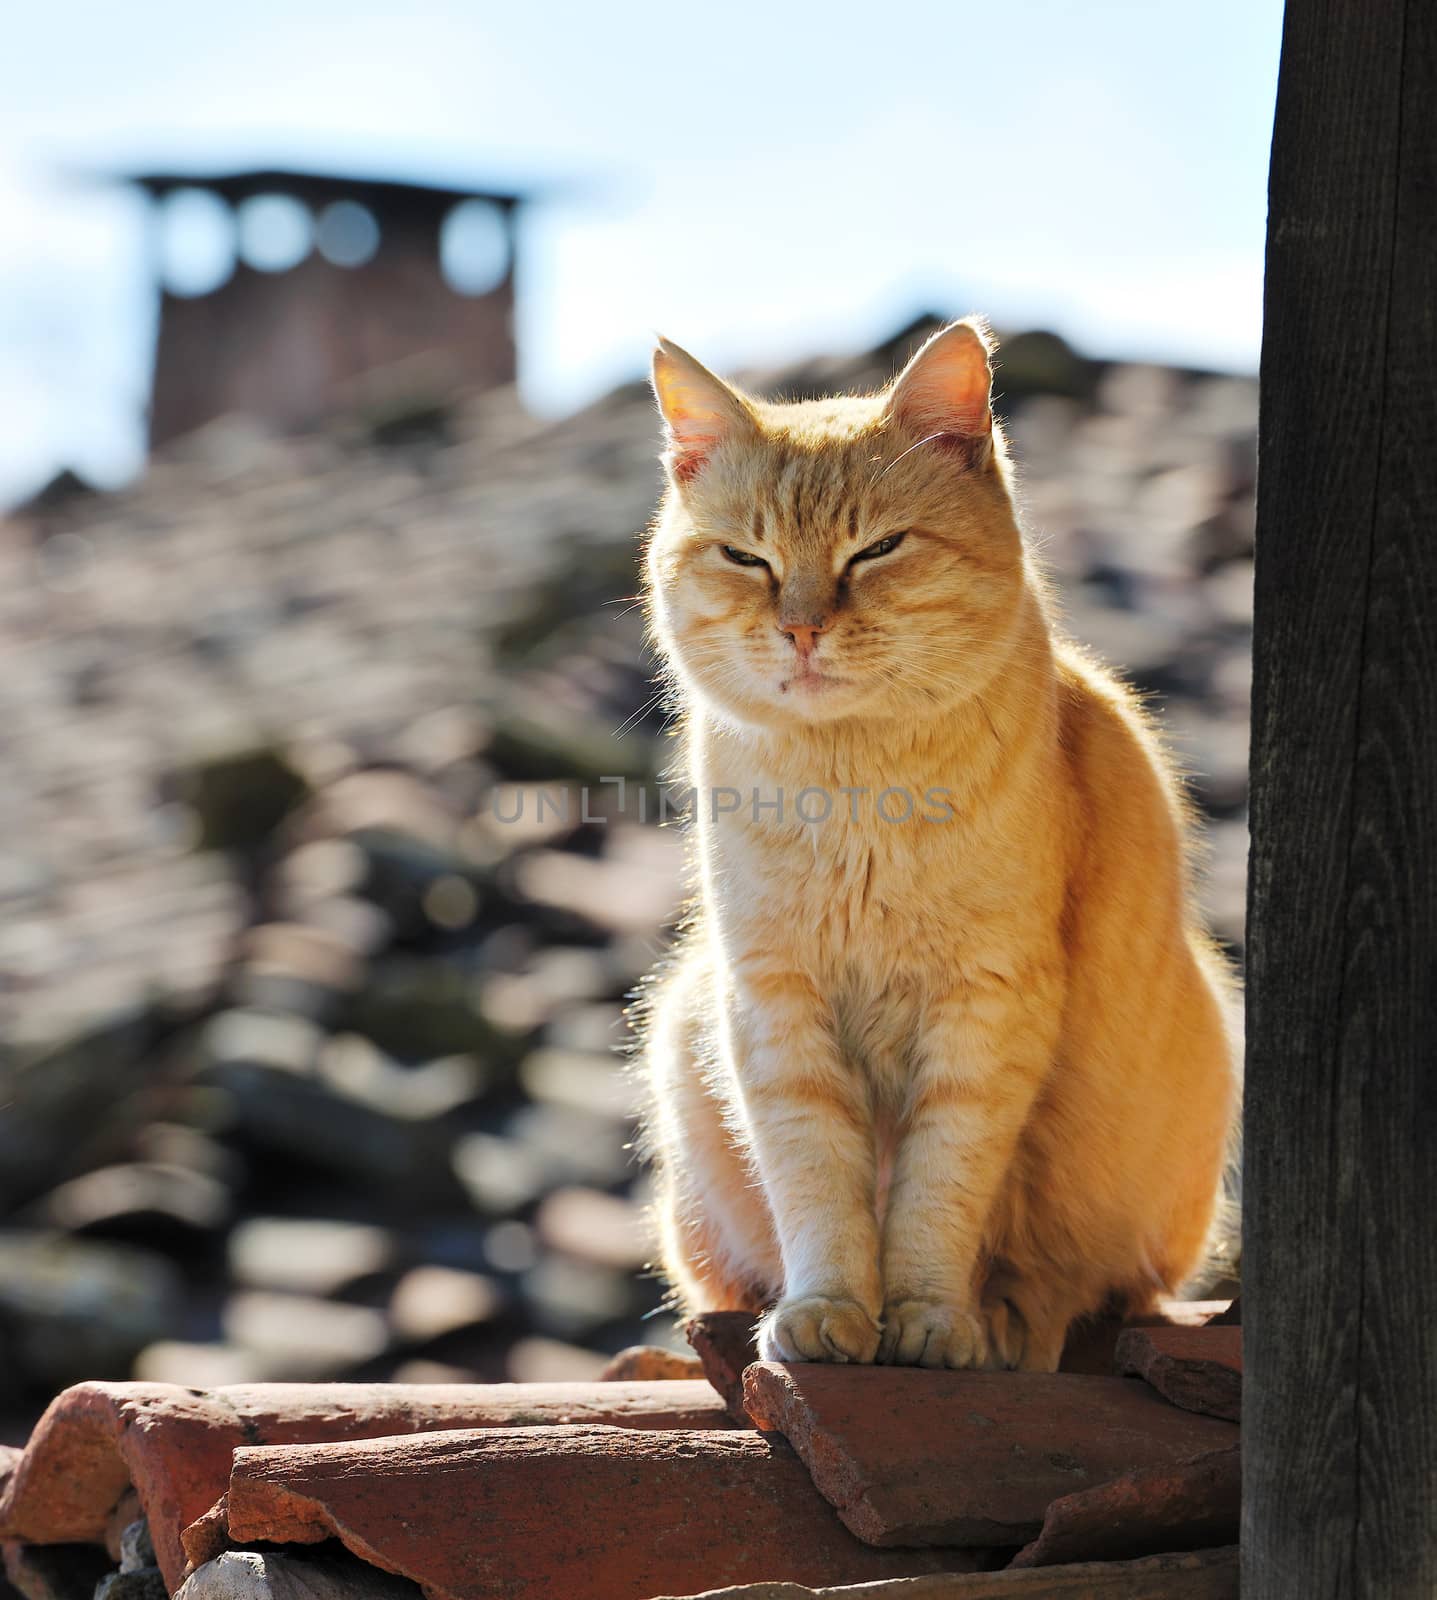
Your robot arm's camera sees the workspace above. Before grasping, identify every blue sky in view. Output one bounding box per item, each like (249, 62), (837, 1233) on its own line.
(0, 0), (1283, 505)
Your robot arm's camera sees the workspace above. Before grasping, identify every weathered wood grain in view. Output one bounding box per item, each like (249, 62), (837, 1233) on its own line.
(1245, 0), (1437, 1594)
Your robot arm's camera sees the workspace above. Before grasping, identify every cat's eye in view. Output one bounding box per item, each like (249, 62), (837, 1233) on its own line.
(721, 545), (770, 569)
(850, 531), (907, 564)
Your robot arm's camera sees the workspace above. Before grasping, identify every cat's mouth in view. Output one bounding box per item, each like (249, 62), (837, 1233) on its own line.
(779, 665), (850, 696)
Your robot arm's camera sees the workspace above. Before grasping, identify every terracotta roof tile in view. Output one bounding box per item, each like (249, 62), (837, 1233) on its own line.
(0, 1380), (729, 1591)
(0, 1312), (1245, 1599)
(741, 1364), (1239, 1548)
(1011, 1445), (1239, 1568)
(216, 1424), (978, 1600)
(684, 1314), (759, 1421)
(1113, 1327), (1242, 1422)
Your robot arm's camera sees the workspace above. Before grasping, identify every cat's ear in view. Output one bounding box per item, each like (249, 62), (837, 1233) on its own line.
(651, 337), (754, 484)
(885, 319), (994, 460)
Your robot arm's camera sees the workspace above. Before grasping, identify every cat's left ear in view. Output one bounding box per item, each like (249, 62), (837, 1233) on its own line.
(884, 319), (994, 463)
(651, 337), (755, 484)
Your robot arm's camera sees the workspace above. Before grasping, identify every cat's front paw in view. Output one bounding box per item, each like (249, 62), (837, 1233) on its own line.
(758, 1295), (881, 1364)
(877, 1299), (988, 1369)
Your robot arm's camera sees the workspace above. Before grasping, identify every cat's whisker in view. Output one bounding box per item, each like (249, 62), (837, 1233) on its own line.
(612, 689), (669, 740)
(869, 430), (951, 485)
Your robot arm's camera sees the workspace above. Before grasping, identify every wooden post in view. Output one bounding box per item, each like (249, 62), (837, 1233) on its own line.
(1245, 0), (1436, 1594)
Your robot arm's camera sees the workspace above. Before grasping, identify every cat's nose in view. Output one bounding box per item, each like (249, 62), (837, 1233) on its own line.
(779, 619), (827, 658)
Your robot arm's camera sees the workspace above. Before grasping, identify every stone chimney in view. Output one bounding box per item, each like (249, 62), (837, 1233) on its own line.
(122, 167), (527, 449)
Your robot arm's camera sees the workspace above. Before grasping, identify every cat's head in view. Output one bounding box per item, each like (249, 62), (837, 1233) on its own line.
(645, 319), (1029, 730)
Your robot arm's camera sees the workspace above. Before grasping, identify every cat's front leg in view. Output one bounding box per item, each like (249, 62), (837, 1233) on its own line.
(879, 973), (1057, 1369)
(724, 971), (883, 1364)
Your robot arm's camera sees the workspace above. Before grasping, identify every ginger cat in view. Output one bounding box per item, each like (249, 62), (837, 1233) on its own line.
(639, 319), (1237, 1371)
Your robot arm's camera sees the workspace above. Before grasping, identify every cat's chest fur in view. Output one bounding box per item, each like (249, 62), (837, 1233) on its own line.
(692, 712), (1066, 1067)
(706, 789), (1021, 986)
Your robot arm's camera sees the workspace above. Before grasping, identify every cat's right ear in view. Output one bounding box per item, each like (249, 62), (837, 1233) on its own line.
(651, 338), (753, 485)
(883, 318), (995, 467)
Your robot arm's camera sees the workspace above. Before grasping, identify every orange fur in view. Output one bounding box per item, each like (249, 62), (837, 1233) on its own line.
(638, 321), (1239, 1371)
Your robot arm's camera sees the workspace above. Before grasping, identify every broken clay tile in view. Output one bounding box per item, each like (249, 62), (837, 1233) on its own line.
(599, 1346), (705, 1382)
(180, 1496), (231, 1575)
(0, 1386), (154, 1552)
(1011, 1445), (1240, 1567)
(0, 1380), (730, 1592)
(651, 1543), (1240, 1597)
(742, 1363), (1239, 1548)
(221, 1424), (977, 1600)
(686, 1311), (760, 1421)
(1113, 1326), (1242, 1422)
